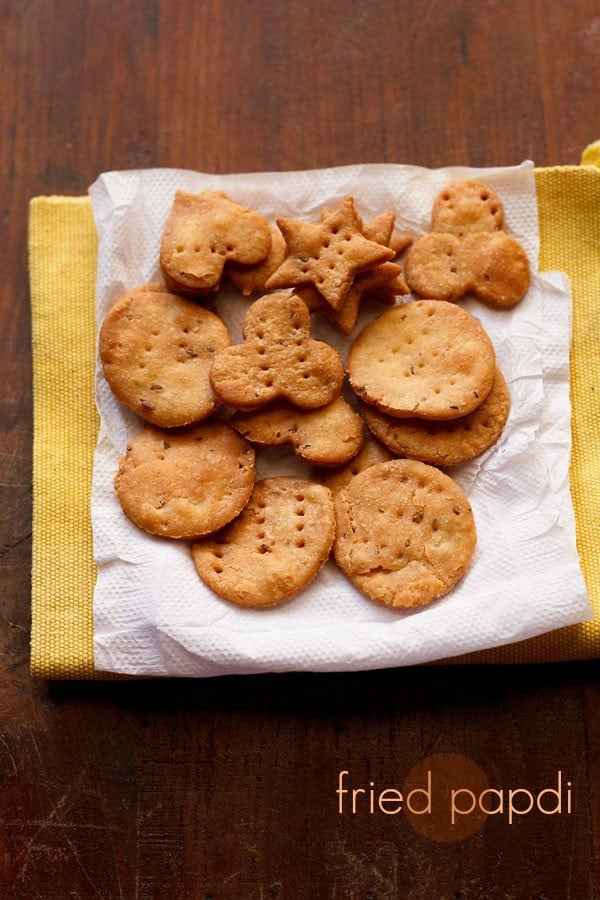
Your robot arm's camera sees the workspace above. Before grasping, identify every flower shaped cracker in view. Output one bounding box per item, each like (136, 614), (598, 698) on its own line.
(209, 292), (345, 409)
(405, 180), (530, 308)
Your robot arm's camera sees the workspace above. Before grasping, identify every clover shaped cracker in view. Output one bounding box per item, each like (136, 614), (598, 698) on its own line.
(160, 190), (272, 295)
(209, 292), (345, 409)
(405, 180), (530, 309)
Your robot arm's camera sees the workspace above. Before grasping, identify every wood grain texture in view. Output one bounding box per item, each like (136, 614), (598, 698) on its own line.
(1, 0), (600, 896)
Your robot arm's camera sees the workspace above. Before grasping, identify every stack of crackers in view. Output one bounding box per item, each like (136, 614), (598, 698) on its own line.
(99, 182), (529, 612)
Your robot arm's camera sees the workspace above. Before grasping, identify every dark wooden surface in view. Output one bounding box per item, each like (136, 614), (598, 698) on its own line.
(2, 1), (600, 897)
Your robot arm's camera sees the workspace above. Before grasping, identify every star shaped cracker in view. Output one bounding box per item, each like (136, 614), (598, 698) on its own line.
(296, 213), (412, 334)
(265, 196), (395, 310)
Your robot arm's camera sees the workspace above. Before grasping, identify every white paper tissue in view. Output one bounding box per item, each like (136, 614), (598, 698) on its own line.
(88, 162), (591, 676)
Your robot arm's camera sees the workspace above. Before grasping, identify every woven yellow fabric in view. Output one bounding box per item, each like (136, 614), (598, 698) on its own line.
(28, 170), (600, 677)
(29, 197), (100, 678)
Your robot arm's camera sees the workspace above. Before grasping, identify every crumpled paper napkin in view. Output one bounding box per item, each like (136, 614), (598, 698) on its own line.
(89, 162), (591, 677)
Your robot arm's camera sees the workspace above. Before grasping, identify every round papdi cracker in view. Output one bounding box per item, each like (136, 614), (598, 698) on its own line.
(99, 283), (230, 428)
(115, 422), (255, 540)
(347, 300), (496, 420)
(360, 366), (510, 467)
(333, 459), (477, 609)
(192, 477), (335, 608)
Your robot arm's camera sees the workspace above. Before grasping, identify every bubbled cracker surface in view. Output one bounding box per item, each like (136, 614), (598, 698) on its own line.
(115, 422), (255, 540)
(333, 460), (477, 609)
(99, 284), (230, 428)
(431, 180), (504, 235)
(160, 190), (272, 293)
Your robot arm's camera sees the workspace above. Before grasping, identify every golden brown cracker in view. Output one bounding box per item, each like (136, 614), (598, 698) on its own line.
(463, 231), (531, 309)
(160, 190), (272, 295)
(360, 366), (511, 467)
(192, 477), (335, 607)
(114, 422), (255, 540)
(404, 233), (469, 302)
(315, 435), (394, 496)
(209, 292), (345, 410)
(347, 300), (496, 420)
(231, 396), (364, 467)
(406, 180), (530, 308)
(226, 225), (288, 296)
(333, 459), (477, 609)
(305, 261), (409, 335)
(265, 196), (394, 310)
(99, 283), (230, 428)
(431, 180), (504, 235)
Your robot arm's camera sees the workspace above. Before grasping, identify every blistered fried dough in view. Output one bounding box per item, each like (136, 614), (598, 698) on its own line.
(231, 396), (364, 467)
(388, 230), (414, 256)
(360, 210), (396, 245)
(404, 233), (469, 302)
(348, 300), (496, 420)
(99, 283), (230, 428)
(226, 225), (288, 296)
(192, 477), (336, 607)
(333, 459), (477, 609)
(360, 366), (510, 467)
(160, 190), (272, 295)
(114, 422), (255, 540)
(265, 196), (395, 310)
(209, 292), (345, 410)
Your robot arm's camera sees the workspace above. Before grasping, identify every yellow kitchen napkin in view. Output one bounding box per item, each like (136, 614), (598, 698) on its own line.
(29, 163), (600, 677)
(29, 197), (101, 678)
